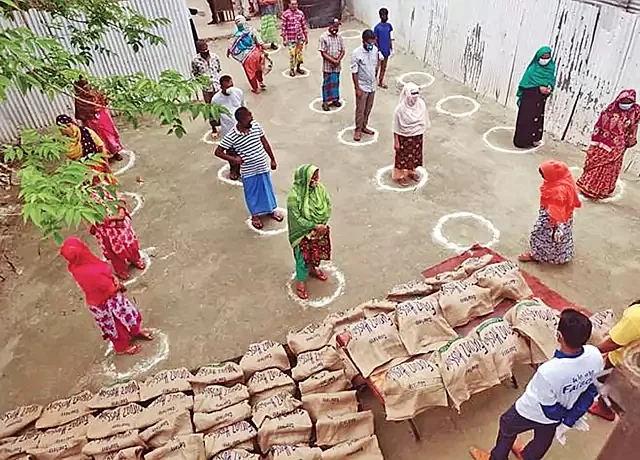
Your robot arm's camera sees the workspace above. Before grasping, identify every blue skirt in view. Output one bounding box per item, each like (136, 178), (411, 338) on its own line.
(243, 172), (277, 216)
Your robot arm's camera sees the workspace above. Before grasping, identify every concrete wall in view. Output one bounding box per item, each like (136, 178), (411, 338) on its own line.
(346, 0), (640, 145)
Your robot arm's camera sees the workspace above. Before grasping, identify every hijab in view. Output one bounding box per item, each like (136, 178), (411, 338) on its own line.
(538, 160), (581, 225)
(394, 82), (430, 137)
(517, 46), (557, 106)
(56, 114), (98, 160)
(60, 237), (118, 306)
(592, 89), (640, 148)
(286, 164), (332, 247)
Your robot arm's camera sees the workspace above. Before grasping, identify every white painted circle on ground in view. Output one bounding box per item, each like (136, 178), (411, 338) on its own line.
(482, 126), (544, 154)
(436, 95), (481, 118)
(397, 72), (435, 90)
(339, 29), (362, 39)
(217, 164), (243, 187)
(102, 328), (169, 380)
(282, 67), (312, 79)
(569, 166), (625, 203)
(122, 192), (143, 216)
(113, 150), (136, 176)
(286, 262), (346, 308)
(201, 130), (220, 145)
(265, 44), (282, 55)
(123, 248), (153, 287)
(309, 98), (346, 114)
(375, 165), (429, 192)
(245, 207), (288, 236)
(432, 212), (501, 252)
(337, 126), (379, 147)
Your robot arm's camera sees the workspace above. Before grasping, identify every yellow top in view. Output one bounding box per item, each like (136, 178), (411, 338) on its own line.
(608, 304), (640, 366)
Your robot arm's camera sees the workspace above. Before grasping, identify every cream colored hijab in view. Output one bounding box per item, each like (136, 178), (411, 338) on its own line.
(394, 82), (430, 137)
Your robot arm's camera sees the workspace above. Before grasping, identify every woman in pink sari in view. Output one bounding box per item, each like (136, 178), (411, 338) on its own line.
(74, 77), (124, 161)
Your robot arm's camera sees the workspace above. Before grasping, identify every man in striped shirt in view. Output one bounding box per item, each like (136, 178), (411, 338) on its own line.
(215, 107), (283, 229)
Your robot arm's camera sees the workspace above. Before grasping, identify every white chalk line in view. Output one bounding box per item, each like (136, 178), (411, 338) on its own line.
(432, 212), (501, 253)
(397, 72), (435, 90)
(286, 262), (346, 309)
(309, 98), (346, 114)
(337, 126), (379, 147)
(122, 192), (143, 217)
(113, 150), (136, 176)
(282, 67), (312, 79)
(569, 166), (626, 203)
(102, 328), (169, 381)
(339, 29), (361, 40)
(123, 247), (154, 287)
(245, 207), (288, 236)
(375, 165), (429, 192)
(436, 95), (481, 118)
(201, 130), (221, 146)
(482, 126), (544, 154)
(217, 163), (243, 187)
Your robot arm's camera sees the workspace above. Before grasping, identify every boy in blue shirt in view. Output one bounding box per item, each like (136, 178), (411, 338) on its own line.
(374, 8), (393, 89)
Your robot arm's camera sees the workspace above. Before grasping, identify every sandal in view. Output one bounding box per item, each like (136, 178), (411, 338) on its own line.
(394, 178), (410, 187)
(117, 344), (141, 355)
(518, 252), (536, 263)
(116, 270), (130, 280)
(137, 328), (154, 341)
(270, 212), (284, 222)
(332, 101), (342, 107)
(112, 153), (124, 162)
(251, 216), (264, 229)
(322, 103), (330, 111)
(296, 67), (306, 75)
(289, 69), (296, 77)
(362, 127), (375, 135)
(310, 268), (328, 281)
(296, 283), (308, 300)
(229, 173), (240, 181)
(134, 260), (146, 270)
(378, 82), (388, 89)
(408, 172), (421, 182)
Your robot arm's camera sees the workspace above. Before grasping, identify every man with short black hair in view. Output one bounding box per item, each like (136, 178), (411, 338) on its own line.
(212, 75), (245, 180)
(470, 308), (604, 460)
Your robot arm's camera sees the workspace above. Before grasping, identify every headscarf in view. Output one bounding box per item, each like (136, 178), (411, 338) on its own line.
(73, 78), (102, 121)
(287, 164), (332, 247)
(60, 237), (118, 306)
(393, 82), (430, 137)
(517, 46), (557, 106)
(538, 160), (582, 225)
(592, 89), (640, 150)
(235, 15), (247, 30)
(56, 114), (99, 160)
(229, 15), (256, 58)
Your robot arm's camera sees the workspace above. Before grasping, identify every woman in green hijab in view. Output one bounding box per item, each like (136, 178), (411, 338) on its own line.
(287, 164), (332, 300)
(513, 46), (557, 148)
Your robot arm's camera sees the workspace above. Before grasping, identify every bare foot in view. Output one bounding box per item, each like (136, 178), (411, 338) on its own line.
(362, 127), (375, 135)
(518, 252), (536, 263)
(117, 344), (141, 355)
(137, 328), (154, 341)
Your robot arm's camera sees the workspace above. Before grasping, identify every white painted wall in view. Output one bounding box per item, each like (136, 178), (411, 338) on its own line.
(346, 0), (640, 145)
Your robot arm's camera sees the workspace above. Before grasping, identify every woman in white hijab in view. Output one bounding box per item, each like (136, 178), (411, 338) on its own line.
(393, 82), (430, 185)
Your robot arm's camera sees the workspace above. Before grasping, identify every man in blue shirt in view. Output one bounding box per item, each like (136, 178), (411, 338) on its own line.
(374, 8), (393, 89)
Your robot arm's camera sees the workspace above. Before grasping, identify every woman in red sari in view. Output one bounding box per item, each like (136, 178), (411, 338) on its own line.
(577, 89), (640, 199)
(61, 237), (152, 355)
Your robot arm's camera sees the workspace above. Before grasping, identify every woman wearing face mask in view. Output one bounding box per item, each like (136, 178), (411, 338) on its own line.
(576, 89), (640, 200)
(228, 15), (268, 94)
(513, 46), (556, 148)
(392, 82), (430, 185)
(287, 164), (332, 300)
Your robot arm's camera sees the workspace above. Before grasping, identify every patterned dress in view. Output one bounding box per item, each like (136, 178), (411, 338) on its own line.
(89, 292), (142, 352)
(395, 135), (424, 170)
(529, 208), (575, 264)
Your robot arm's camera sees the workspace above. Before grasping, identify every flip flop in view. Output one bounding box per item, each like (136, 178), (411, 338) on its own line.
(289, 70), (296, 77)
(379, 83), (388, 89)
(134, 260), (146, 270)
(251, 217), (264, 229)
(310, 269), (328, 281)
(270, 212), (284, 222)
(117, 344), (141, 355)
(296, 284), (308, 300)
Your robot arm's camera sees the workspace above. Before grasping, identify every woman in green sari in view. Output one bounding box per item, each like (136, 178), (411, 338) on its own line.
(287, 164), (332, 300)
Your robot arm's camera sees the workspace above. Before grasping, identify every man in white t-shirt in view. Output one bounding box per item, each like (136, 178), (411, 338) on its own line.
(470, 309), (604, 460)
(212, 75), (245, 180)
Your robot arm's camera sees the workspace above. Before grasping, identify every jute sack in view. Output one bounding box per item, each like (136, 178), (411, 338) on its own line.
(250, 384), (297, 406)
(239, 341), (291, 378)
(189, 363), (244, 388)
(145, 434), (205, 460)
(194, 402), (251, 433)
(299, 369), (350, 397)
(82, 430), (144, 456)
(436, 336), (501, 411)
(588, 309), (617, 346)
(139, 368), (193, 402)
(139, 410), (194, 448)
(87, 403), (145, 439)
(356, 299), (397, 318)
(0, 431), (41, 460)
(346, 314), (408, 378)
(38, 415), (92, 448)
(257, 409), (312, 453)
(301, 391), (357, 423)
(424, 269), (467, 287)
(143, 393), (193, 427)
(395, 295), (457, 355)
(504, 299), (559, 364)
(381, 357), (447, 421)
(211, 449), (260, 460)
(439, 280), (494, 327)
(315, 411), (374, 447)
(194, 384), (249, 414)
(472, 317), (520, 381)
(246, 369), (294, 396)
(457, 254), (494, 275)
(324, 308), (365, 335)
(287, 323), (334, 355)
(320, 435), (384, 460)
(267, 445), (322, 460)
(251, 393), (302, 428)
(89, 382), (141, 410)
(203, 421), (257, 457)
(0, 405), (43, 438)
(291, 346), (343, 382)
(26, 436), (87, 460)
(473, 261), (533, 304)
(36, 391), (94, 430)
(93, 446), (143, 460)
(387, 280), (435, 301)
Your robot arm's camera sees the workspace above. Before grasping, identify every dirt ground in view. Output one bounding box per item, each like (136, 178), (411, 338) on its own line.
(2, 5), (637, 458)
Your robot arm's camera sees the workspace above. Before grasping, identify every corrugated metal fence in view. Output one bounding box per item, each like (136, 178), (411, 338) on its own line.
(0, 0), (193, 143)
(347, 0), (640, 146)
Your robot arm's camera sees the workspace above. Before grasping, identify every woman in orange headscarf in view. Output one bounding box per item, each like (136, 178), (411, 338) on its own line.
(519, 160), (582, 264)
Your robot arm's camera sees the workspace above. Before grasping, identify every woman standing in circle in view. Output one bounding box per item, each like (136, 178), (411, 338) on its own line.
(577, 89), (640, 200)
(258, 0), (279, 50)
(519, 160), (582, 264)
(61, 237), (152, 355)
(228, 15), (268, 94)
(287, 165), (332, 300)
(513, 46), (556, 148)
(393, 82), (430, 185)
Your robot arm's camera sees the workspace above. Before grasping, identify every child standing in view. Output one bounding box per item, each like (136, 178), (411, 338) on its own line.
(374, 7), (393, 89)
